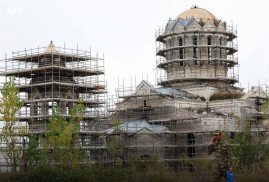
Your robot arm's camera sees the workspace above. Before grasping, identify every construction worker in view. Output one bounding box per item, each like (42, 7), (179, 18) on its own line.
(208, 130), (232, 182)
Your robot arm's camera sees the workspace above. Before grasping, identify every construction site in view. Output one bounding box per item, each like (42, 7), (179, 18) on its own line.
(0, 42), (108, 169)
(0, 6), (269, 171)
(105, 6), (268, 167)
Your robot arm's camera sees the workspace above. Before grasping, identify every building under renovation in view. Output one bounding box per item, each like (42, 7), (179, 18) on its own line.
(0, 42), (107, 167)
(105, 6), (268, 166)
(0, 6), (268, 169)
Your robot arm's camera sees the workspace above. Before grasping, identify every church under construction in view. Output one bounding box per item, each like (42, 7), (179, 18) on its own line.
(106, 6), (268, 166)
(0, 6), (268, 169)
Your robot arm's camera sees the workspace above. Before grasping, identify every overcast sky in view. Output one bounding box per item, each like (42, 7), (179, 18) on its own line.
(0, 0), (269, 94)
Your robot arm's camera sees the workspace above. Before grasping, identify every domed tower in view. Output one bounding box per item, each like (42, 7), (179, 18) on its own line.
(156, 6), (239, 99)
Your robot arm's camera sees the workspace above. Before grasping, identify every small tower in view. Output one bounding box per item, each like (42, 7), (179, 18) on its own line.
(0, 42), (106, 133)
(156, 6), (239, 99)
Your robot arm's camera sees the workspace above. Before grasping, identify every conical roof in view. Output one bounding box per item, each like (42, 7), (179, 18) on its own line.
(46, 41), (58, 53)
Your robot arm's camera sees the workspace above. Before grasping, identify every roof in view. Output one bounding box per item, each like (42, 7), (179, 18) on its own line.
(137, 80), (154, 90)
(165, 17), (195, 31)
(176, 6), (217, 23)
(106, 117), (168, 134)
(0, 65), (104, 78)
(135, 80), (194, 99)
(46, 41), (58, 53)
(10, 42), (96, 62)
(154, 87), (192, 98)
(241, 86), (268, 99)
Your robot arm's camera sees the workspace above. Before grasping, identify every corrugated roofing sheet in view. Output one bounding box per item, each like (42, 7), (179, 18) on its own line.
(154, 87), (190, 98)
(106, 117), (168, 134)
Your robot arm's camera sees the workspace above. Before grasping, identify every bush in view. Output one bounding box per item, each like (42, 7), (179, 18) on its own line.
(2, 161), (269, 182)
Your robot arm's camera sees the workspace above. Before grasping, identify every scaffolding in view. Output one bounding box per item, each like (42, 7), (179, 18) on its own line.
(0, 42), (108, 170)
(0, 9), (268, 172)
(0, 45), (267, 171)
(99, 13), (266, 168)
(155, 23), (239, 88)
(103, 77), (269, 171)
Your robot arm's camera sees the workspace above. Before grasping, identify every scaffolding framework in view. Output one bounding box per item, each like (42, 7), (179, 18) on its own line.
(0, 42), (109, 170)
(0, 43), (106, 130)
(0, 75), (267, 171)
(0, 10), (268, 172)
(102, 78), (263, 169)
(155, 24), (239, 88)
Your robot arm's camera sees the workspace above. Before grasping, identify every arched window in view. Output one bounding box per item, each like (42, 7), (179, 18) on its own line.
(179, 48), (184, 59)
(193, 37), (197, 45)
(219, 37), (223, 58)
(193, 47), (198, 58)
(207, 37), (212, 45)
(187, 133), (195, 145)
(37, 102), (42, 116)
(48, 101), (58, 115)
(179, 38), (183, 46)
(193, 37), (198, 58)
(187, 133), (195, 158)
(207, 36), (212, 59)
(178, 37), (183, 59)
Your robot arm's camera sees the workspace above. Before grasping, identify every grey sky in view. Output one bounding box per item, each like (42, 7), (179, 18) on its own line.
(0, 0), (268, 93)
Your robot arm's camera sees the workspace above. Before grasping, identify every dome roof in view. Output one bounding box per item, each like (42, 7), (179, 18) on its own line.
(176, 6), (217, 23)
